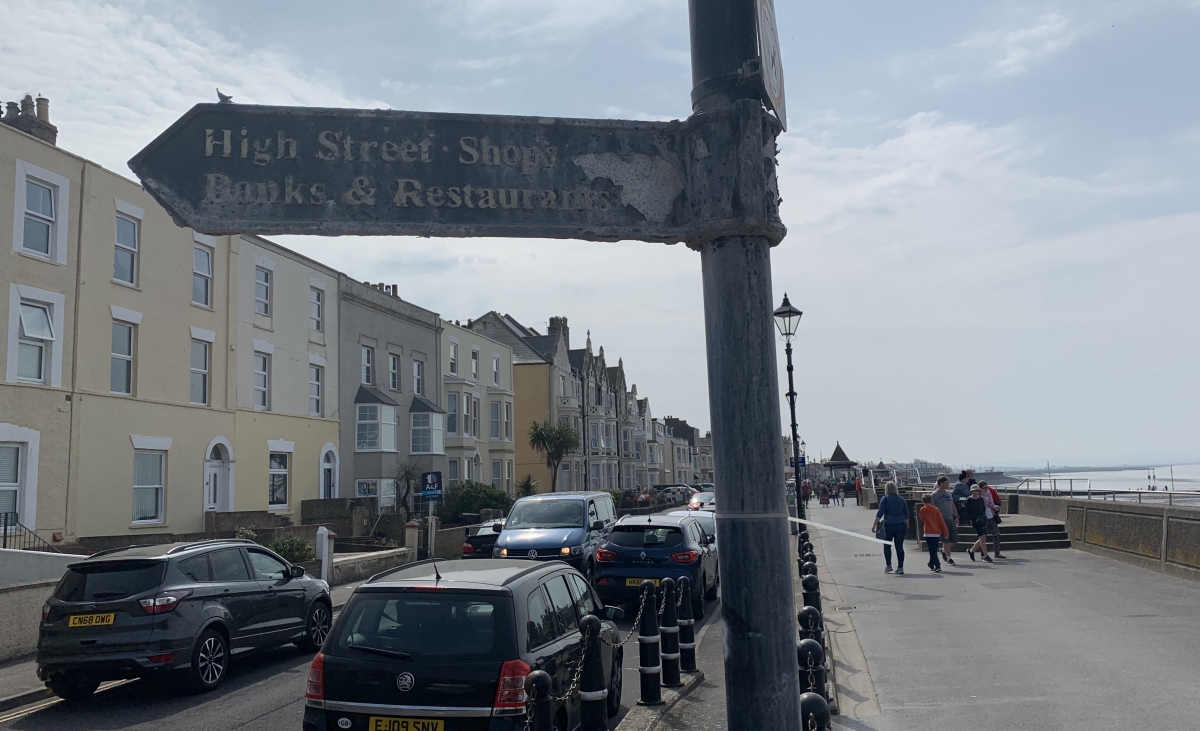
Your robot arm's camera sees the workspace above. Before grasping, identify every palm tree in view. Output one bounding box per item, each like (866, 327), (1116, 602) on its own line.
(516, 474), (538, 498)
(528, 421), (581, 492)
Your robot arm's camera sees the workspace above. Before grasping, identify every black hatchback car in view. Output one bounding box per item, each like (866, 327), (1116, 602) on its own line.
(593, 514), (718, 619)
(37, 538), (331, 699)
(303, 559), (624, 731)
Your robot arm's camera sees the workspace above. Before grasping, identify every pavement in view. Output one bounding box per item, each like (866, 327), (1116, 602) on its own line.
(650, 499), (1200, 730)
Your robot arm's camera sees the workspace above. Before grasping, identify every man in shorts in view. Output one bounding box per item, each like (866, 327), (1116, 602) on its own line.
(930, 476), (958, 565)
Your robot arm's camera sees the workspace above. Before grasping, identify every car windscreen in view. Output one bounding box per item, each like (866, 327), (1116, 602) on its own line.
(332, 591), (516, 662)
(609, 526), (685, 548)
(506, 500), (585, 529)
(693, 492), (715, 502)
(54, 561), (166, 602)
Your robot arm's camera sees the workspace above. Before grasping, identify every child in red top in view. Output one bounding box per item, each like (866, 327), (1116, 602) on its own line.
(918, 494), (949, 573)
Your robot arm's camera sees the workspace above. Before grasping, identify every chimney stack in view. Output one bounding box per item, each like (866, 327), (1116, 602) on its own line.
(547, 316), (570, 346)
(2, 94), (58, 145)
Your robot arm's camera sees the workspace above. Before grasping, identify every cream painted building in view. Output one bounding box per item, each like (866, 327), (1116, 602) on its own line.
(0, 99), (339, 544)
(440, 321), (515, 492)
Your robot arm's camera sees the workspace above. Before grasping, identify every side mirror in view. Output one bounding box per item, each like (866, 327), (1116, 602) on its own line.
(591, 520), (605, 532)
(604, 606), (625, 621)
(491, 522), (504, 533)
(290, 565), (305, 578)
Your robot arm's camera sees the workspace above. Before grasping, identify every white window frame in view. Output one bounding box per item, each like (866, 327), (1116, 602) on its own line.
(113, 213), (140, 286)
(309, 364), (323, 416)
(447, 459), (460, 486)
(254, 267), (271, 316)
(505, 460), (513, 493)
(413, 360), (425, 395)
(193, 244), (213, 307)
(449, 342), (458, 375)
(310, 287), (323, 331)
(472, 396), (480, 438)
(7, 284), (65, 387)
(109, 320), (134, 395)
(361, 346), (373, 385)
(410, 412), (444, 455)
(13, 161), (70, 264)
(189, 339), (209, 405)
(268, 452), (289, 509)
(491, 460), (502, 489)
(490, 401), (501, 440)
(355, 404), (396, 452)
(253, 352), (270, 410)
(0, 442), (23, 519)
(447, 392), (459, 435)
(590, 423), (599, 450)
(492, 355), (500, 386)
(504, 402), (512, 441)
(389, 353), (399, 390)
(471, 349), (479, 380)
(132, 450), (166, 524)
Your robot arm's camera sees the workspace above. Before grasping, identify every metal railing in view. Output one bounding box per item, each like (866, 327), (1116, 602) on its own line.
(1, 512), (62, 552)
(997, 480), (1200, 506)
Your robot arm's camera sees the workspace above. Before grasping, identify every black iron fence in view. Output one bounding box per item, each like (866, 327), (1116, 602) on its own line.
(0, 512), (61, 552)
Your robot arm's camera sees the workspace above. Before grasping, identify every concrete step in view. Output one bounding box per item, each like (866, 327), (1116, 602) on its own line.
(948, 537), (1071, 551)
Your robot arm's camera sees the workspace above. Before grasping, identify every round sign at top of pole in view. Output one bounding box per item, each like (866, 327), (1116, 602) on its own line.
(756, 0), (787, 131)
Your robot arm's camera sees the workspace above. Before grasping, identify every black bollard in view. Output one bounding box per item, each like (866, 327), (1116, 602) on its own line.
(797, 606), (824, 644)
(800, 561), (818, 577)
(636, 581), (663, 706)
(659, 577), (682, 688)
(578, 615), (608, 731)
(800, 691), (833, 730)
(526, 669), (553, 731)
(800, 530), (809, 543)
(801, 573), (822, 613)
(803, 551), (817, 565)
(796, 638), (827, 696)
(802, 541), (813, 554)
(677, 576), (697, 673)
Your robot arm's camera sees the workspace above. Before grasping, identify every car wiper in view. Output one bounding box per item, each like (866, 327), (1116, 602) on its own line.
(348, 644), (412, 660)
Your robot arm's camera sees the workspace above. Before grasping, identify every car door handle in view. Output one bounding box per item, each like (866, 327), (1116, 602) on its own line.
(267, 586), (275, 594)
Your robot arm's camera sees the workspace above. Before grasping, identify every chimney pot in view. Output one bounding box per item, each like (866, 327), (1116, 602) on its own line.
(3, 102), (17, 121)
(20, 94), (34, 116)
(35, 96), (49, 122)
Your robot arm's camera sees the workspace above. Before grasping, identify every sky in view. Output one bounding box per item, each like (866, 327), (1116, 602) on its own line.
(2, 0), (1197, 468)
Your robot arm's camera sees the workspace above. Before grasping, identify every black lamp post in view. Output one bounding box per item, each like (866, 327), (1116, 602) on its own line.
(773, 294), (804, 522)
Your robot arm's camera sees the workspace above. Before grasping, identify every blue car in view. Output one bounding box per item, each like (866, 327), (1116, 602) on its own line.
(594, 514), (719, 619)
(492, 491), (616, 584)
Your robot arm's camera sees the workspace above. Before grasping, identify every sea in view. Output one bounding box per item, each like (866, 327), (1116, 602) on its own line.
(1009, 464), (1200, 492)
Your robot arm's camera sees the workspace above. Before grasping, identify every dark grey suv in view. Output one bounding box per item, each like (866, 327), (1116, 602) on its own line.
(37, 538), (331, 699)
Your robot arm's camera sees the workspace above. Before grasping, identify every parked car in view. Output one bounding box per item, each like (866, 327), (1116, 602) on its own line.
(658, 485), (693, 506)
(492, 492), (616, 584)
(593, 514), (719, 619)
(462, 519), (506, 559)
(687, 491), (716, 510)
(303, 559), (625, 731)
(665, 510), (718, 556)
(37, 538), (331, 699)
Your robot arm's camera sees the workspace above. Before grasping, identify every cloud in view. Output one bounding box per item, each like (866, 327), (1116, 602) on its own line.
(431, 0), (677, 43)
(381, 79), (422, 94)
(433, 54), (525, 71)
(958, 12), (1080, 76)
(0, 0), (385, 176)
(602, 105), (678, 122)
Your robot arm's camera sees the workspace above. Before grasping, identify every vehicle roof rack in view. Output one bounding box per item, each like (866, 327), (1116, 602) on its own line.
(166, 538), (258, 554)
(367, 557), (445, 584)
(85, 544), (155, 559)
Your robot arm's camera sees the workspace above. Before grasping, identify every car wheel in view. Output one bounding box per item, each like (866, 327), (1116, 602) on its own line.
(46, 674), (100, 701)
(606, 649), (623, 716)
(297, 601), (331, 652)
(188, 628), (229, 693)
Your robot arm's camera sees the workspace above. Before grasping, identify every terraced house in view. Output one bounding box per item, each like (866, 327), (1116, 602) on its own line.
(440, 321), (515, 492)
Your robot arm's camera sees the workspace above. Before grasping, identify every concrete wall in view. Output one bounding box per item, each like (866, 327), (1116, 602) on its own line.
(0, 579), (56, 662)
(330, 546), (415, 585)
(1020, 495), (1200, 582)
(0, 548), (75, 588)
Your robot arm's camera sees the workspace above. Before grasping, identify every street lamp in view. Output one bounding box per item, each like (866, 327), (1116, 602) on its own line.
(774, 294), (805, 522)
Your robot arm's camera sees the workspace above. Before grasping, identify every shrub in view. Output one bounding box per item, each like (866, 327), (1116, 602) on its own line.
(439, 481), (514, 524)
(270, 535), (315, 563)
(234, 526), (258, 542)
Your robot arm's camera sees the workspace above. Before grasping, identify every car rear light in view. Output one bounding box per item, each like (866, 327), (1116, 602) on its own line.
(596, 548), (616, 562)
(306, 652), (325, 700)
(42, 603), (50, 621)
(493, 658), (531, 709)
(597, 578), (610, 585)
(139, 590), (192, 614)
(672, 551), (700, 564)
(147, 652), (174, 664)
(462, 542), (475, 554)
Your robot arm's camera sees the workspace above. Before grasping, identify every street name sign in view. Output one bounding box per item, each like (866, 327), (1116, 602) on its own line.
(129, 103), (784, 245)
(755, 0), (787, 131)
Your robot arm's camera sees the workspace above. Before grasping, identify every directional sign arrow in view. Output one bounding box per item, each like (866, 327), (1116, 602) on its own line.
(128, 103), (785, 245)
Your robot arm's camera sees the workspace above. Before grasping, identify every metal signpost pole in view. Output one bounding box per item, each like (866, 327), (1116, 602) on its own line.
(786, 340), (806, 522)
(688, 1), (801, 728)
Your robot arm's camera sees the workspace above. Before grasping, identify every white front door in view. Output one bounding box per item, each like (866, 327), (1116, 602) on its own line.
(204, 462), (221, 511)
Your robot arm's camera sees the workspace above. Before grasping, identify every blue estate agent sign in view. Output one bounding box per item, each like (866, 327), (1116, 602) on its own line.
(421, 472), (443, 499)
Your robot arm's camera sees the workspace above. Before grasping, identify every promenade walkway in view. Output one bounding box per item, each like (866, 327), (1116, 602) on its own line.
(650, 501), (1200, 730)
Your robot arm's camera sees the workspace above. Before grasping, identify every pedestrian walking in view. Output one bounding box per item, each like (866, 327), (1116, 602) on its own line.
(979, 481), (1006, 558)
(964, 485), (993, 563)
(819, 485), (830, 508)
(918, 494), (948, 573)
(953, 470), (972, 524)
(930, 476), (958, 565)
(872, 482), (909, 574)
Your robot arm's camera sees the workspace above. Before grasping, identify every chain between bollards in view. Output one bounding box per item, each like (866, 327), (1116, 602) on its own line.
(636, 580), (663, 706)
(525, 669), (553, 731)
